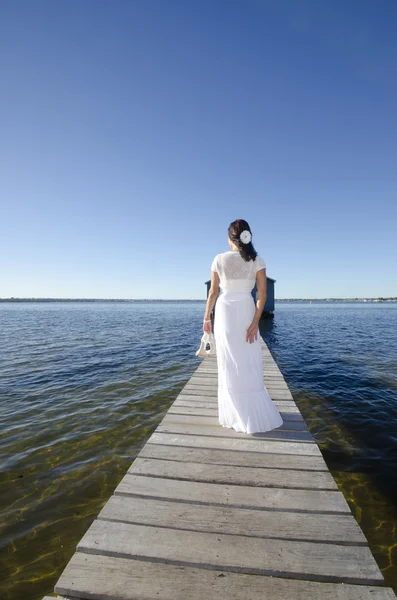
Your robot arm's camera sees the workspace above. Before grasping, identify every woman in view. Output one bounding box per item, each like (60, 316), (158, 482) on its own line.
(203, 219), (283, 434)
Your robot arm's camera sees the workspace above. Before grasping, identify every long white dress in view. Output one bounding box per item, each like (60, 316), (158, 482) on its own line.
(211, 251), (283, 434)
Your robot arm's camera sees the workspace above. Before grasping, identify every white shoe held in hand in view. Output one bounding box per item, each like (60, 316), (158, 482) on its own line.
(195, 332), (216, 357)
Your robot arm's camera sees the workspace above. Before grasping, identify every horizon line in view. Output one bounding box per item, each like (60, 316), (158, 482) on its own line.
(1, 296), (396, 302)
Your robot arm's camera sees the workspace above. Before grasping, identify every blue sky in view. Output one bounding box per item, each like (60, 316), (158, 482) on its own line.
(1, 0), (396, 299)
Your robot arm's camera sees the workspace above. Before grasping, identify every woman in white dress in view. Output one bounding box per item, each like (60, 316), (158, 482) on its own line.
(203, 219), (283, 434)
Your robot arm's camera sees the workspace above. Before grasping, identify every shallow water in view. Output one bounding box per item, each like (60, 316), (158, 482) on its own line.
(0, 301), (396, 598)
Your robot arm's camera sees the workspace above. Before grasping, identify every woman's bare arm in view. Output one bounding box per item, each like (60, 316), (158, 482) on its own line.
(246, 268), (267, 342)
(253, 268), (267, 322)
(203, 271), (219, 331)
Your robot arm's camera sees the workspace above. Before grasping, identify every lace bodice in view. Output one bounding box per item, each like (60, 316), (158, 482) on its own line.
(211, 251), (266, 292)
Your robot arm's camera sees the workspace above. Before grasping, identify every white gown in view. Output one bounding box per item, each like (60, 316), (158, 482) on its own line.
(211, 251), (283, 434)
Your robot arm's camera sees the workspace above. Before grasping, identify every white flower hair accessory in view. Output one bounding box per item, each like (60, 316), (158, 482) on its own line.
(239, 230), (252, 244)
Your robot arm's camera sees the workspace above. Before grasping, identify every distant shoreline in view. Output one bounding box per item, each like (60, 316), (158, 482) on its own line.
(1, 298), (396, 303)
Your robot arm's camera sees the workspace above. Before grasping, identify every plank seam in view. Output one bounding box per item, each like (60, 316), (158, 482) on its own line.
(96, 516), (368, 547)
(72, 549), (382, 586)
(127, 471), (336, 492)
(164, 414), (310, 433)
(156, 430), (317, 445)
(169, 408), (302, 416)
(143, 443), (330, 469)
(113, 491), (351, 515)
(162, 421), (311, 434)
(147, 437), (320, 456)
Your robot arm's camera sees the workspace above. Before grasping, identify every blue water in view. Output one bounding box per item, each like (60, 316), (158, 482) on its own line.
(0, 301), (396, 599)
(267, 303), (397, 480)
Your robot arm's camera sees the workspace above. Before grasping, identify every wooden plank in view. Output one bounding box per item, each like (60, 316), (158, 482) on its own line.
(192, 368), (287, 377)
(173, 398), (220, 409)
(178, 388), (217, 398)
(54, 553), (397, 600)
(194, 374), (286, 382)
(191, 373), (289, 384)
(195, 368), (282, 375)
(180, 386), (294, 400)
(115, 474), (351, 513)
(181, 386), (294, 402)
(193, 378), (292, 386)
(99, 494), (366, 543)
(189, 378), (292, 391)
(170, 405), (219, 416)
(176, 395), (299, 408)
(168, 405), (304, 420)
(188, 377), (219, 385)
(129, 457), (338, 490)
(172, 401), (302, 414)
(177, 395), (298, 407)
(156, 422), (315, 442)
(184, 382), (292, 392)
(198, 363), (281, 370)
(176, 394), (220, 404)
(162, 413), (309, 431)
(140, 442), (330, 470)
(195, 372), (286, 380)
(197, 367), (283, 374)
(76, 519), (383, 584)
(147, 431), (322, 456)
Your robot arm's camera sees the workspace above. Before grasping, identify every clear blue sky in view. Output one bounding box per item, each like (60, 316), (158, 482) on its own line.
(1, 0), (396, 299)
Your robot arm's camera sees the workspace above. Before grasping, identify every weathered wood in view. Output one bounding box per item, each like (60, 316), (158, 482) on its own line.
(192, 368), (287, 377)
(173, 398), (220, 409)
(197, 367), (283, 375)
(156, 422), (315, 442)
(140, 442), (330, 470)
(187, 377), (219, 385)
(115, 474), (351, 513)
(129, 457), (338, 490)
(188, 381), (293, 393)
(44, 337), (397, 600)
(76, 519), (383, 584)
(168, 405), (304, 420)
(162, 413), (308, 431)
(184, 382), (292, 392)
(181, 385), (294, 400)
(178, 388), (217, 398)
(195, 372), (285, 380)
(176, 395), (298, 408)
(99, 494), (366, 543)
(147, 431), (322, 455)
(189, 375), (291, 390)
(198, 364), (280, 370)
(172, 402), (302, 415)
(54, 553), (397, 600)
(194, 375), (286, 383)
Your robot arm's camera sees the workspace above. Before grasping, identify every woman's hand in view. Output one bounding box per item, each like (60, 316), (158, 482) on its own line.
(203, 319), (212, 334)
(246, 319), (259, 343)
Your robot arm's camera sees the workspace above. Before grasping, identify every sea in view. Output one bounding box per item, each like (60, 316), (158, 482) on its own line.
(0, 300), (396, 599)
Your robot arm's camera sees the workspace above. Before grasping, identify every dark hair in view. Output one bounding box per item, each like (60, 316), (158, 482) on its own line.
(228, 219), (258, 262)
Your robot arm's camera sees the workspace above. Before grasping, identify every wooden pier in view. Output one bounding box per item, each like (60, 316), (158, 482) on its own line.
(43, 339), (396, 600)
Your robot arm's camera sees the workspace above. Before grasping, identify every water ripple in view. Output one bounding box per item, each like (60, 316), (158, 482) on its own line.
(0, 301), (397, 598)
